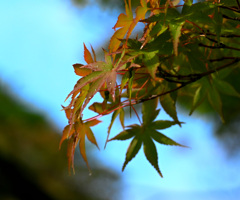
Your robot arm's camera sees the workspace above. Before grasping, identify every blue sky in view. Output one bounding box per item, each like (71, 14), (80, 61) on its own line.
(1, 0), (240, 199)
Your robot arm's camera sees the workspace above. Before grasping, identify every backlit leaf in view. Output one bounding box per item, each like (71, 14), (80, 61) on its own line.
(73, 64), (92, 76)
(208, 86), (224, 122)
(142, 98), (159, 125)
(79, 134), (91, 171)
(85, 119), (102, 127)
(109, 127), (136, 141)
(150, 129), (185, 147)
(169, 21), (185, 56)
(122, 135), (142, 171)
(59, 125), (74, 149)
(67, 137), (76, 173)
(160, 93), (180, 125)
(189, 86), (207, 116)
(119, 108), (125, 129)
(84, 43), (94, 64)
(143, 52), (159, 79)
(109, 0), (147, 53)
(83, 123), (99, 150)
(152, 120), (182, 130)
(65, 71), (106, 101)
(143, 135), (163, 177)
(108, 109), (122, 134)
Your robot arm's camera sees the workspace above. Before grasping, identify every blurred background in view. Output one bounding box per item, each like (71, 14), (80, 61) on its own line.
(0, 0), (240, 199)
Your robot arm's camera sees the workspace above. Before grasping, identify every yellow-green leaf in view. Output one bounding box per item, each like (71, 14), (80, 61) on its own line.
(122, 135), (142, 171)
(143, 135), (163, 177)
(160, 93), (180, 125)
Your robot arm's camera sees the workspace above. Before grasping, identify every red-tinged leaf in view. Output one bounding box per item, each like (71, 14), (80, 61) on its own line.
(106, 71), (117, 102)
(59, 125), (75, 149)
(109, 27), (129, 53)
(81, 61), (107, 71)
(85, 119), (102, 127)
(122, 135), (142, 171)
(151, 120), (183, 130)
(72, 86), (89, 119)
(143, 135), (163, 177)
(67, 133), (80, 174)
(80, 75), (108, 116)
(142, 98), (159, 125)
(65, 71), (106, 101)
(150, 129), (186, 147)
(83, 124), (99, 150)
(79, 134), (91, 172)
(73, 64), (92, 76)
(91, 45), (97, 62)
(67, 137), (76, 173)
(84, 43), (94, 64)
(160, 93), (180, 125)
(61, 105), (72, 120)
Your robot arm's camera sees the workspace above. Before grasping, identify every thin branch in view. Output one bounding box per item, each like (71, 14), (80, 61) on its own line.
(222, 14), (240, 21)
(185, 20), (204, 32)
(209, 57), (240, 62)
(219, 5), (240, 13)
(199, 43), (240, 51)
(199, 32), (240, 38)
(236, 0), (240, 9)
(137, 58), (240, 104)
(198, 58), (240, 77)
(84, 58), (240, 123)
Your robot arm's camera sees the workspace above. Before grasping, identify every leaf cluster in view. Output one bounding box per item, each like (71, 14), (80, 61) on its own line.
(61, 0), (240, 176)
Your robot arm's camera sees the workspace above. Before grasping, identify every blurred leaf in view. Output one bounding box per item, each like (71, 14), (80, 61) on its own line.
(208, 86), (224, 122)
(160, 93), (180, 125)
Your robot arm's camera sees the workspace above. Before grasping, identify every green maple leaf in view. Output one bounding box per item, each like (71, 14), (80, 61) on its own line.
(109, 98), (185, 177)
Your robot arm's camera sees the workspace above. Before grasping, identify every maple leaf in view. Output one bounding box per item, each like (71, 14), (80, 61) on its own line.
(109, 0), (148, 53)
(61, 119), (101, 173)
(109, 98), (186, 177)
(65, 45), (127, 119)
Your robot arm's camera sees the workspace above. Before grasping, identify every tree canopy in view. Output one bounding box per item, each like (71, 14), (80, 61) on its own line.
(61, 0), (240, 177)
